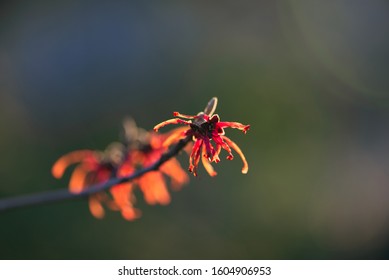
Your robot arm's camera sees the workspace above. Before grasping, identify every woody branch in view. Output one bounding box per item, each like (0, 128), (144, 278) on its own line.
(0, 136), (191, 212)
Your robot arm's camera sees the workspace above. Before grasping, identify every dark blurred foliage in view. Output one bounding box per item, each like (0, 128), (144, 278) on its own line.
(1, 0), (389, 259)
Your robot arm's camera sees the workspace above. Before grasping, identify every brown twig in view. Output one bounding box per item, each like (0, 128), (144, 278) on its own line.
(0, 136), (191, 212)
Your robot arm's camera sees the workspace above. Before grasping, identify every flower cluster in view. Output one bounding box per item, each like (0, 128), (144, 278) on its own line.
(51, 97), (249, 221)
(52, 118), (188, 221)
(154, 97), (250, 176)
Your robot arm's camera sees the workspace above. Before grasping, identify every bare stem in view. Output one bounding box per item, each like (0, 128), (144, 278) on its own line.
(0, 136), (191, 212)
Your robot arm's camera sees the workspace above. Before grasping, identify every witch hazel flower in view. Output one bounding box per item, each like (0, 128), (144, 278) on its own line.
(51, 118), (189, 221)
(51, 142), (140, 220)
(154, 97), (250, 177)
(121, 118), (189, 206)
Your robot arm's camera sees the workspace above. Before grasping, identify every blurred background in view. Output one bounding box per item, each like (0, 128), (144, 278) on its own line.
(1, 0), (389, 259)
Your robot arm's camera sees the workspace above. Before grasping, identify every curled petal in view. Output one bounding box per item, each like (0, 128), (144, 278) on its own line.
(154, 118), (192, 132)
(110, 183), (141, 221)
(121, 207), (142, 221)
(218, 122), (250, 134)
(221, 136), (249, 174)
(202, 137), (215, 160)
(88, 195), (105, 219)
(162, 127), (191, 147)
(212, 134), (233, 160)
(213, 144), (222, 163)
(68, 165), (88, 194)
(51, 150), (94, 178)
(201, 145), (217, 177)
(139, 172), (171, 205)
(110, 183), (133, 209)
(192, 142), (202, 176)
(160, 158), (189, 190)
(173, 112), (196, 119)
(189, 139), (202, 174)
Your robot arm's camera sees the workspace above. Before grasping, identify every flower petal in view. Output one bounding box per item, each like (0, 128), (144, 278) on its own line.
(51, 150), (94, 178)
(209, 114), (220, 123)
(173, 112), (197, 119)
(121, 207), (142, 221)
(218, 122), (250, 134)
(162, 127), (191, 147)
(117, 161), (135, 177)
(201, 145), (217, 177)
(139, 171), (171, 205)
(160, 158), (189, 190)
(203, 137), (215, 160)
(154, 118), (192, 132)
(212, 134), (233, 160)
(213, 144), (221, 163)
(68, 165), (88, 193)
(110, 182), (133, 208)
(189, 139), (202, 174)
(88, 195), (105, 219)
(221, 136), (249, 174)
(110, 182), (141, 221)
(192, 142), (202, 176)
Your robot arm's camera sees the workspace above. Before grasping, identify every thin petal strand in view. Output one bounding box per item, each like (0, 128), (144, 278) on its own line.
(202, 137), (215, 160)
(68, 165), (88, 193)
(192, 143), (202, 176)
(162, 127), (191, 147)
(218, 122), (250, 134)
(160, 158), (189, 190)
(213, 144), (222, 163)
(173, 112), (196, 119)
(212, 134), (233, 160)
(110, 183), (141, 221)
(139, 172), (171, 205)
(201, 145), (217, 177)
(88, 195), (105, 219)
(121, 207), (142, 221)
(221, 135), (249, 174)
(154, 118), (191, 132)
(189, 139), (202, 174)
(51, 150), (93, 178)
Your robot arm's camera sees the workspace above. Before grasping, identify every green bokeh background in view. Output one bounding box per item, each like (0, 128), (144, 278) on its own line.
(1, 0), (389, 259)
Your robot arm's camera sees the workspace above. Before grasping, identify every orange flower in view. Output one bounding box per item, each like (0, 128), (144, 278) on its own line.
(52, 143), (140, 221)
(51, 119), (189, 221)
(121, 118), (189, 205)
(154, 97), (250, 176)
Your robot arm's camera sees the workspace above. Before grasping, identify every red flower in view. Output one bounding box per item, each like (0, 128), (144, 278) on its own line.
(154, 97), (250, 176)
(121, 119), (189, 205)
(51, 143), (140, 220)
(51, 119), (189, 221)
